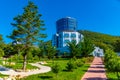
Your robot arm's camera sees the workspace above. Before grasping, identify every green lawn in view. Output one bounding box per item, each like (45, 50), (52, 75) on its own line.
(0, 73), (8, 78)
(3, 63), (38, 70)
(106, 72), (119, 80)
(0, 58), (38, 70)
(20, 58), (91, 80)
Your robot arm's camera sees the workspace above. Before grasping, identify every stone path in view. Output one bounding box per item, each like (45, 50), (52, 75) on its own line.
(0, 62), (51, 78)
(81, 57), (107, 80)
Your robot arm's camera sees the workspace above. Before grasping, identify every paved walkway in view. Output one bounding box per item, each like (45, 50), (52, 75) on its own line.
(81, 57), (107, 80)
(0, 62), (51, 78)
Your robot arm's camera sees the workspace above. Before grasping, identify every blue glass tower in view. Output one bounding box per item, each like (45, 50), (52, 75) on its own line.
(52, 17), (83, 54)
(56, 17), (77, 33)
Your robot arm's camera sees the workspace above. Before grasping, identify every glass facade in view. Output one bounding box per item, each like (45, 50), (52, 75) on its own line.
(71, 33), (76, 38)
(52, 17), (84, 53)
(64, 39), (70, 44)
(56, 17), (77, 33)
(64, 33), (69, 38)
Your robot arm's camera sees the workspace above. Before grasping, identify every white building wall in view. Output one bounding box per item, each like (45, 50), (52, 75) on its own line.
(92, 47), (104, 57)
(52, 31), (83, 53)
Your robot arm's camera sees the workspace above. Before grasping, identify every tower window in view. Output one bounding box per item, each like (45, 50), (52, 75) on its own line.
(71, 33), (76, 38)
(64, 33), (69, 38)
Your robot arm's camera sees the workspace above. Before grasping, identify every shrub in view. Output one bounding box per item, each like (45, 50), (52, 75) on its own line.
(75, 59), (84, 67)
(52, 63), (60, 77)
(105, 49), (120, 80)
(66, 59), (75, 71)
(81, 58), (85, 63)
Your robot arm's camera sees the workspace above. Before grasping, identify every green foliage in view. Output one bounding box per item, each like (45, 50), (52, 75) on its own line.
(37, 42), (46, 59)
(27, 50), (33, 60)
(68, 41), (81, 58)
(104, 49), (117, 63)
(0, 36), (5, 57)
(20, 58), (90, 80)
(66, 59), (75, 71)
(81, 38), (94, 57)
(0, 48), (4, 57)
(0, 73), (8, 78)
(52, 63), (60, 77)
(67, 37), (94, 58)
(4, 62), (38, 70)
(8, 1), (46, 71)
(3, 44), (16, 57)
(113, 40), (120, 52)
(79, 30), (120, 50)
(75, 59), (84, 67)
(44, 41), (56, 59)
(105, 49), (120, 80)
(0, 34), (5, 50)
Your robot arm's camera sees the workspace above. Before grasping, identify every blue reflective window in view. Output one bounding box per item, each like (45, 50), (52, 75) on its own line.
(71, 34), (76, 38)
(64, 33), (69, 38)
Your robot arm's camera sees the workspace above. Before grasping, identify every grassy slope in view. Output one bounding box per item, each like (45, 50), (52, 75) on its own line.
(79, 30), (120, 47)
(21, 59), (91, 80)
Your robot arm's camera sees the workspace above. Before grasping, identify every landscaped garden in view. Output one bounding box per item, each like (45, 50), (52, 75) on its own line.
(0, 0), (120, 80)
(0, 56), (93, 80)
(20, 57), (93, 80)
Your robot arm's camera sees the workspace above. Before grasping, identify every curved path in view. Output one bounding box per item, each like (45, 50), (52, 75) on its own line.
(0, 62), (51, 78)
(81, 57), (107, 80)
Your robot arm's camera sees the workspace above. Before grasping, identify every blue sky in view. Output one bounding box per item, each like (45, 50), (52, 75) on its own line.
(1, 0), (120, 43)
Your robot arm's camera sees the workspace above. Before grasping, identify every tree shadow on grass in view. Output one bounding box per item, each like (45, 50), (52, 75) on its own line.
(38, 75), (53, 79)
(84, 65), (90, 68)
(82, 70), (88, 72)
(62, 69), (73, 72)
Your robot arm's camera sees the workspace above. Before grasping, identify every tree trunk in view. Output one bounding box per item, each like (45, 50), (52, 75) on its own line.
(23, 54), (27, 71)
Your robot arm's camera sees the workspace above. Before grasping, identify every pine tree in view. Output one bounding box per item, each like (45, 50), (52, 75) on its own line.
(9, 1), (46, 71)
(68, 41), (81, 58)
(44, 41), (56, 59)
(81, 38), (94, 57)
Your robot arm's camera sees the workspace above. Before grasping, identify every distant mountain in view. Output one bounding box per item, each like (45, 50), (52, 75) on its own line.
(78, 30), (120, 50)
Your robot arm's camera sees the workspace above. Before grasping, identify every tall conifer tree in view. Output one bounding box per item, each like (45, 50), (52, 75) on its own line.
(9, 1), (46, 71)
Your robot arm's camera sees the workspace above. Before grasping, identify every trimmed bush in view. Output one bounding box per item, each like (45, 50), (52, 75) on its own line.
(66, 59), (75, 71)
(52, 63), (60, 77)
(75, 59), (84, 67)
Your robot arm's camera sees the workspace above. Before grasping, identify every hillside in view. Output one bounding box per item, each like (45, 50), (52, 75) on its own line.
(78, 30), (120, 50)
